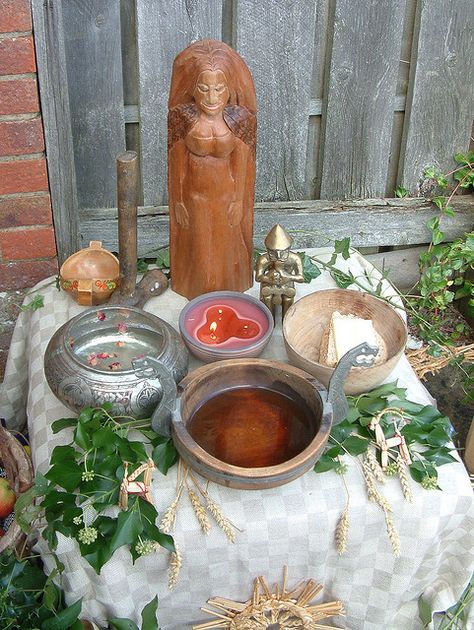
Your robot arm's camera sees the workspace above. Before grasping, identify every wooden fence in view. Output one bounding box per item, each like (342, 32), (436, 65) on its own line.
(32, 0), (474, 264)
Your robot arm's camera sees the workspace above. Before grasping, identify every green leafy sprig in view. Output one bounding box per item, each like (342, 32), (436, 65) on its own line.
(314, 382), (457, 488)
(0, 550), (82, 630)
(16, 405), (178, 574)
(0, 549), (162, 629)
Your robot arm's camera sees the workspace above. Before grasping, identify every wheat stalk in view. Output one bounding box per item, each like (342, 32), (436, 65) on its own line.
(335, 505), (349, 555)
(188, 487), (211, 535)
(362, 460), (392, 513)
(364, 448), (385, 483)
(205, 495), (236, 543)
(160, 495), (180, 533)
(384, 510), (401, 557)
(168, 544), (183, 590)
(396, 455), (413, 503)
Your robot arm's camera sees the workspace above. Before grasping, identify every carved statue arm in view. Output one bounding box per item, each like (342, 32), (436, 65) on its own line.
(169, 140), (189, 228)
(228, 139), (249, 226)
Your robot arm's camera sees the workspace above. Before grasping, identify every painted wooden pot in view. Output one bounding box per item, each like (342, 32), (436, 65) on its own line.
(152, 347), (375, 490)
(60, 241), (120, 306)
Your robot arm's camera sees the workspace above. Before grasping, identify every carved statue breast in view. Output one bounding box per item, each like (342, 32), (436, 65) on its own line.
(185, 128), (235, 158)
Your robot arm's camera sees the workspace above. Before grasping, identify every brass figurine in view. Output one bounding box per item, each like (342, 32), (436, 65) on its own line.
(168, 40), (257, 300)
(255, 224), (304, 321)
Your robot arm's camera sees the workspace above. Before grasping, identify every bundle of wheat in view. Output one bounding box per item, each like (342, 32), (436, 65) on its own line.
(406, 343), (474, 380)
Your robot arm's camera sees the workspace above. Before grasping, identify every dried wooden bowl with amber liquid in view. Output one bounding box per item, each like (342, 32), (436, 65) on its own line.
(152, 349), (377, 489)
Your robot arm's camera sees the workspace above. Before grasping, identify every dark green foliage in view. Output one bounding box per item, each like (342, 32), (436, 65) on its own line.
(16, 406), (177, 574)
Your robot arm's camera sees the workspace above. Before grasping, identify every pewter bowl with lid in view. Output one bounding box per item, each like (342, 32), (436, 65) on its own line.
(44, 305), (189, 419)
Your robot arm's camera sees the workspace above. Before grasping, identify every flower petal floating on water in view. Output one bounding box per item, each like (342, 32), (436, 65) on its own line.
(109, 362), (122, 371)
(97, 352), (116, 359)
(87, 353), (98, 366)
(117, 322), (128, 334)
(97, 311), (106, 321)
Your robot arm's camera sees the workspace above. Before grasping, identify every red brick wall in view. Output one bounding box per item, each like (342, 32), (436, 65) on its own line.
(0, 0), (58, 290)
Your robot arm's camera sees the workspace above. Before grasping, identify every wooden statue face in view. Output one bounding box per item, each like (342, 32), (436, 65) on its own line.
(192, 69), (230, 117)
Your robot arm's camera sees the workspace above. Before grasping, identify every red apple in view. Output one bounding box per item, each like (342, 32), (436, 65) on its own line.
(0, 478), (16, 518)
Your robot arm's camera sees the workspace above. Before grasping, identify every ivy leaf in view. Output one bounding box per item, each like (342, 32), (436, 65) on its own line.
(152, 439), (178, 475)
(45, 461), (82, 492)
(42, 580), (60, 611)
(137, 259), (149, 273)
(74, 421), (92, 451)
(109, 509), (143, 555)
(418, 594), (433, 627)
(342, 435), (369, 456)
(394, 185), (408, 198)
(95, 515), (118, 538)
(143, 523), (175, 554)
(50, 445), (79, 466)
(92, 425), (117, 450)
(326, 446), (343, 458)
(128, 440), (149, 461)
(20, 294), (44, 312)
(314, 454), (340, 473)
(297, 252), (321, 283)
(329, 419), (354, 443)
(40, 598), (82, 630)
(109, 619), (140, 630)
(334, 237), (351, 259)
(79, 532), (115, 574)
(51, 417), (78, 434)
(141, 596), (160, 630)
(155, 247), (170, 269)
(331, 268), (355, 288)
(77, 407), (94, 423)
(365, 382), (407, 400)
(422, 447), (457, 466)
(425, 426), (452, 447)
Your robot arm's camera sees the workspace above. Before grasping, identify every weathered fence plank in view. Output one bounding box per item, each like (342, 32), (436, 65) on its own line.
(365, 246), (426, 291)
(320, 0), (406, 200)
(399, 0), (474, 192)
(136, 0), (222, 207)
(32, 0), (79, 264)
(79, 197), (474, 257)
(61, 0), (125, 209)
(235, 0), (318, 201)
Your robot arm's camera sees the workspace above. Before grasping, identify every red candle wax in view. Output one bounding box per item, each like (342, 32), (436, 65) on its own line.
(196, 305), (260, 345)
(183, 296), (269, 350)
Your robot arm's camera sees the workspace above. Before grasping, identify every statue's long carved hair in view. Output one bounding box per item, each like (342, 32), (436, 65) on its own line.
(168, 40), (256, 151)
(168, 39), (256, 111)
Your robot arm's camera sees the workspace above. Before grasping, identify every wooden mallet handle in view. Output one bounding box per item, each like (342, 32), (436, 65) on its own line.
(117, 151), (138, 296)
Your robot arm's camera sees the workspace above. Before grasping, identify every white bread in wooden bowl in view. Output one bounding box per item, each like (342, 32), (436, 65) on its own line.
(283, 289), (407, 395)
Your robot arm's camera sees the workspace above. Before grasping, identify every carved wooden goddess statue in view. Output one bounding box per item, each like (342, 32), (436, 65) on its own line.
(168, 40), (257, 299)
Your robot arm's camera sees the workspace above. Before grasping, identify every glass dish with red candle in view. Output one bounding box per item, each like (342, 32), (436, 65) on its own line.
(178, 291), (274, 362)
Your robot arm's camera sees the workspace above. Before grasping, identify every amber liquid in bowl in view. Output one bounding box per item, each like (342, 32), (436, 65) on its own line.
(187, 386), (316, 468)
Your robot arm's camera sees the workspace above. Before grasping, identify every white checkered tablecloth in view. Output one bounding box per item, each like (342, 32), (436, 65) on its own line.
(1, 249), (473, 629)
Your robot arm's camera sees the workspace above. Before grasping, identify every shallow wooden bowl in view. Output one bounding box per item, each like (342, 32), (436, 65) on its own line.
(283, 289), (407, 395)
(172, 359), (332, 489)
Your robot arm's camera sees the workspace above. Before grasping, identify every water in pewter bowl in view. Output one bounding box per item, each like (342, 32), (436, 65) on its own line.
(44, 305), (188, 418)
